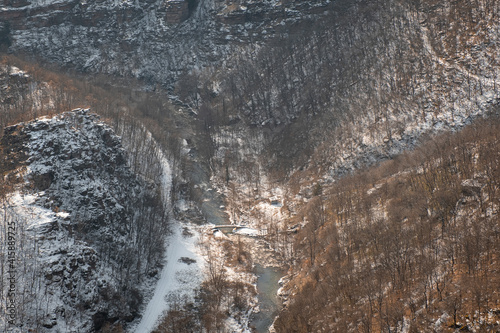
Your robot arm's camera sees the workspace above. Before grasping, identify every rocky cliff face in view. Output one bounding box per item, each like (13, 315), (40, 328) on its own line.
(0, 109), (168, 332)
(0, 0), (331, 87)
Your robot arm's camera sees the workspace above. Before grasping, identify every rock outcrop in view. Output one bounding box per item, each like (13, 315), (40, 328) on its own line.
(0, 109), (168, 332)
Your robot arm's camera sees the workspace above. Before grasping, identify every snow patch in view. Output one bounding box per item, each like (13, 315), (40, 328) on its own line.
(131, 223), (205, 333)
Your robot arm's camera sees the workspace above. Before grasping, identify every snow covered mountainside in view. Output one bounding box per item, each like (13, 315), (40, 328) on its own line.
(0, 0), (332, 87)
(0, 0), (500, 331)
(0, 109), (169, 332)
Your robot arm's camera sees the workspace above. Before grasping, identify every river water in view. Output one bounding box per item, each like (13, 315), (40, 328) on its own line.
(251, 264), (283, 332)
(189, 161), (283, 333)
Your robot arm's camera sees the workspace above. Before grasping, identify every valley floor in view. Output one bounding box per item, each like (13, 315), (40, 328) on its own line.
(130, 222), (205, 333)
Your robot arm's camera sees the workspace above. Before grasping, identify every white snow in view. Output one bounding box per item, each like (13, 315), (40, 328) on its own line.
(234, 227), (259, 236)
(434, 312), (450, 329)
(56, 211), (70, 219)
(213, 229), (228, 239)
(8, 66), (29, 78)
(8, 192), (56, 230)
(131, 223), (204, 333)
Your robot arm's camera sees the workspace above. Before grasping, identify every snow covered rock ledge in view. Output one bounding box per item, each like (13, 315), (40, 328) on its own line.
(0, 109), (169, 332)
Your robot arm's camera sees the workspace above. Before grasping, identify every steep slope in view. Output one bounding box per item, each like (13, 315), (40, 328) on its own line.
(274, 117), (500, 332)
(171, 1), (500, 331)
(0, 109), (168, 332)
(0, 0), (332, 87)
(199, 0), (500, 176)
(179, 0), (500, 233)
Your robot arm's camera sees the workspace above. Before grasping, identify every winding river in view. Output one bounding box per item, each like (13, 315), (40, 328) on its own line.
(187, 151), (284, 332)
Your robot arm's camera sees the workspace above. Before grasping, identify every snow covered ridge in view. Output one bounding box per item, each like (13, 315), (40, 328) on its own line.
(0, 0), (331, 87)
(0, 109), (169, 332)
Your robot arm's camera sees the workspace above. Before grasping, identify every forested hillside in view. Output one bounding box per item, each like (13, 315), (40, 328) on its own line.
(179, 0), (500, 331)
(192, 0), (499, 181)
(275, 117), (500, 332)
